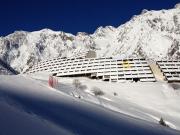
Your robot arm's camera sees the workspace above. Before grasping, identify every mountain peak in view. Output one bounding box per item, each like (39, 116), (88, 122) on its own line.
(175, 3), (180, 9)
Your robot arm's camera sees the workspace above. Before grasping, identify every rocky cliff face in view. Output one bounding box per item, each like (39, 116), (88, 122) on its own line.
(0, 4), (180, 72)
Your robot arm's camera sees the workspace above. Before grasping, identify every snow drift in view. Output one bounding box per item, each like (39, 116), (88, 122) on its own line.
(0, 75), (180, 135)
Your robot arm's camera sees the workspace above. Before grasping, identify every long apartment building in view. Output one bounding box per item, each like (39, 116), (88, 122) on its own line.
(26, 51), (156, 82)
(157, 60), (180, 82)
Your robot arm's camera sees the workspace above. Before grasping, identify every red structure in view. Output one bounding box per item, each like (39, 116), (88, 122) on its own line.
(48, 76), (58, 88)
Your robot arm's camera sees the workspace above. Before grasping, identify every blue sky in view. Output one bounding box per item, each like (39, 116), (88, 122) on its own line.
(0, 0), (179, 36)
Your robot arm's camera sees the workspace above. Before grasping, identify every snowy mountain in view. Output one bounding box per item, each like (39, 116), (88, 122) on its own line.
(0, 4), (180, 72)
(0, 58), (18, 75)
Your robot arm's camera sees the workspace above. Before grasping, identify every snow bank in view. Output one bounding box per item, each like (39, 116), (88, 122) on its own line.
(0, 75), (180, 135)
(56, 77), (180, 130)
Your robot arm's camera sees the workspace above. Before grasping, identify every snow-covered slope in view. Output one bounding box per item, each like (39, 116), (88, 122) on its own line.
(0, 75), (180, 135)
(28, 72), (180, 130)
(0, 65), (11, 75)
(35, 75), (180, 130)
(0, 58), (18, 75)
(0, 4), (180, 72)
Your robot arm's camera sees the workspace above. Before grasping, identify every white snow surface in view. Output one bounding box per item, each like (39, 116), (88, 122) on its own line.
(29, 73), (180, 131)
(0, 5), (180, 72)
(1, 75), (180, 135)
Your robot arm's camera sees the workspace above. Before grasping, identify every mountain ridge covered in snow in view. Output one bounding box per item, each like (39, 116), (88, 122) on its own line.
(0, 4), (180, 72)
(0, 58), (18, 75)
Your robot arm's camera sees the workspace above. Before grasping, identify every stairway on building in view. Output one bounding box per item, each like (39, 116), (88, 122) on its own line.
(149, 62), (166, 82)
